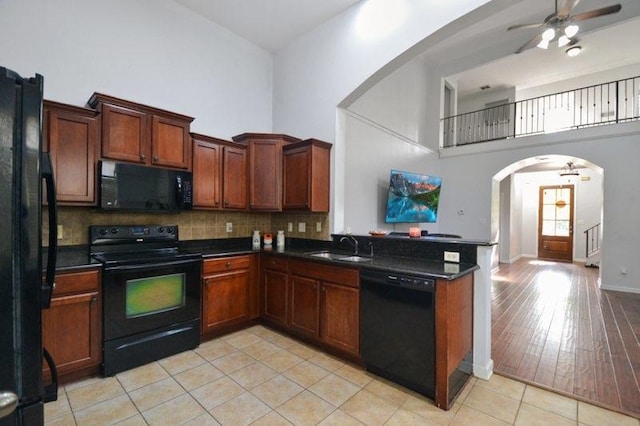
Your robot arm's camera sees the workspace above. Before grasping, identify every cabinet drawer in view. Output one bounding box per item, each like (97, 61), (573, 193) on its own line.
(290, 260), (358, 287)
(261, 254), (289, 273)
(203, 255), (251, 274)
(52, 269), (100, 296)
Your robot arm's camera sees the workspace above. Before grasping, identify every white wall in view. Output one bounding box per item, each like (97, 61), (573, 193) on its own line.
(0, 0), (273, 138)
(515, 168), (603, 261)
(458, 86), (515, 115)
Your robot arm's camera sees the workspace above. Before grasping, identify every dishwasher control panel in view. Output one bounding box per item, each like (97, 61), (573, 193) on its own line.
(386, 274), (434, 289)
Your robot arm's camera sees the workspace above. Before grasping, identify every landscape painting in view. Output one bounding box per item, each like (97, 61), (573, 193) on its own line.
(385, 169), (442, 223)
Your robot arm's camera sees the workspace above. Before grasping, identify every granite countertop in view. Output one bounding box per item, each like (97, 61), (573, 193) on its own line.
(50, 238), (478, 280)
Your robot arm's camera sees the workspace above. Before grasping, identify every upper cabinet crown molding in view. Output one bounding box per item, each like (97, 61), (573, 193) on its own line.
(88, 92), (194, 170)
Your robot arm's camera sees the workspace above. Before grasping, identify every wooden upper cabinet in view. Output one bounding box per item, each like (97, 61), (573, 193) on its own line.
(42, 100), (99, 205)
(283, 139), (332, 212)
(192, 133), (247, 210)
(88, 93), (193, 170)
(232, 133), (301, 211)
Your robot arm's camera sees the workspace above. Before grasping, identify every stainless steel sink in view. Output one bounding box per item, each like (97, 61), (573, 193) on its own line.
(340, 256), (373, 263)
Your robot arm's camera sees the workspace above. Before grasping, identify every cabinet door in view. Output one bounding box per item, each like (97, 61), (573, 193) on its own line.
(289, 275), (320, 338)
(263, 269), (288, 326)
(152, 115), (191, 169)
(223, 146), (247, 209)
(282, 145), (310, 210)
(45, 106), (98, 204)
(202, 269), (249, 333)
(193, 140), (221, 208)
(42, 292), (100, 376)
(101, 103), (149, 163)
(321, 281), (359, 355)
(249, 140), (282, 211)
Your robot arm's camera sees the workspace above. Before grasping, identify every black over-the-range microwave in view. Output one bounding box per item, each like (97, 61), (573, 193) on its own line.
(99, 160), (193, 212)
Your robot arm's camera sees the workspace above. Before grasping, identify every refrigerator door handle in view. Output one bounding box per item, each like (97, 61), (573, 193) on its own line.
(42, 347), (58, 403)
(41, 152), (57, 308)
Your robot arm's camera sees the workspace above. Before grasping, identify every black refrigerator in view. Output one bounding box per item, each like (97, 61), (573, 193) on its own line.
(0, 67), (58, 425)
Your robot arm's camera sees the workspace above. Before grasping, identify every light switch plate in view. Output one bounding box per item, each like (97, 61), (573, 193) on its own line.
(226, 222), (233, 233)
(298, 222), (306, 233)
(444, 251), (460, 263)
(316, 222), (322, 232)
(288, 222), (293, 232)
(57, 225), (64, 240)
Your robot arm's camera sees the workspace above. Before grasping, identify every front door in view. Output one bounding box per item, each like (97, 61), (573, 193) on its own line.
(538, 185), (574, 262)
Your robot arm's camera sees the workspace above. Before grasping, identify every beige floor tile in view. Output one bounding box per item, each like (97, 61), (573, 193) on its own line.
(475, 374), (527, 401)
(450, 405), (511, 426)
(276, 390), (336, 425)
(245, 325), (281, 340)
(157, 349), (206, 375)
(223, 330), (263, 349)
(308, 352), (345, 372)
(44, 412), (76, 426)
(211, 392), (272, 426)
(63, 376), (103, 393)
(44, 391), (72, 421)
(116, 361), (170, 392)
(578, 401), (640, 426)
(339, 389), (400, 425)
(282, 360), (331, 388)
(174, 362), (225, 391)
(317, 409), (365, 425)
(264, 333), (299, 349)
(230, 362), (278, 389)
(261, 349), (305, 373)
(128, 376), (185, 412)
(515, 402), (576, 426)
(455, 376), (476, 404)
(464, 384), (521, 424)
(522, 385), (577, 420)
(142, 393), (206, 425)
(309, 373), (361, 407)
(284, 341), (319, 359)
(211, 351), (257, 374)
(113, 414), (147, 425)
(250, 411), (293, 425)
(402, 394), (459, 425)
(195, 339), (238, 361)
(364, 378), (413, 407)
(66, 376), (125, 411)
(181, 412), (221, 425)
(242, 339), (282, 360)
(251, 375), (305, 408)
(73, 394), (138, 425)
(333, 364), (374, 388)
(385, 408), (431, 425)
(191, 376), (246, 410)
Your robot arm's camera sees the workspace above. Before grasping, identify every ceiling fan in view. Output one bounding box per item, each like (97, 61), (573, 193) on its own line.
(508, 0), (622, 54)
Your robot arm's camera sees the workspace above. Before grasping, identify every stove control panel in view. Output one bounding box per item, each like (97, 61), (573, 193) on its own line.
(90, 225), (178, 244)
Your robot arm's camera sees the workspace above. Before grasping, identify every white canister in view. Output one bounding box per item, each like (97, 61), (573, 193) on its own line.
(276, 230), (285, 248)
(252, 230), (260, 250)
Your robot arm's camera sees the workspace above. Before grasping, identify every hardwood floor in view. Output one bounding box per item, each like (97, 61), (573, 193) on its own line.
(491, 258), (640, 418)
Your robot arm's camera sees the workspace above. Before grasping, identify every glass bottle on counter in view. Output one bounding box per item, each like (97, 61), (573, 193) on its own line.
(277, 230), (285, 249)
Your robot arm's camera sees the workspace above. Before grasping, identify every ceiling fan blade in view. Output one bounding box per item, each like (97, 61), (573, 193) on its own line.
(515, 33), (543, 54)
(558, 0), (581, 18)
(571, 4), (622, 21)
(507, 23), (544, 31)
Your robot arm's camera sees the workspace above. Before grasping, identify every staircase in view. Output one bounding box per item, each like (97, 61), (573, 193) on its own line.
(585, 223), (600, 268)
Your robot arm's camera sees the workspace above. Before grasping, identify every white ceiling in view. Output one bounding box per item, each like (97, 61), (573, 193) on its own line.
(174, 0), (363, 52)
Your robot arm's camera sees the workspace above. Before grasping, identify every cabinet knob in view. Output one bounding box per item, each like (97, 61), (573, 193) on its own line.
(52, 282), (56, 290)
(214, 200), (220, 206)
(204, 278), (209, 286)
(140, 154), (146, 161)
(224, 200), (229, 207)
(152, 156), (159, 162)
(91, 295), (97, 303)
(225, 262), (232, 268)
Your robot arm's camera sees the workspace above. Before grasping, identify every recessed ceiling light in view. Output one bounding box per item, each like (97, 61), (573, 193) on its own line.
(566, 46), (582, 57)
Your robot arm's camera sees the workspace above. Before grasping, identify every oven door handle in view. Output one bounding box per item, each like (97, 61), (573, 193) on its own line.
(104, 258), (201, 273)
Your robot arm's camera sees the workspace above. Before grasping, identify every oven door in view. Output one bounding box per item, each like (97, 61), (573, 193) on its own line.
(102, 257), (201, 342)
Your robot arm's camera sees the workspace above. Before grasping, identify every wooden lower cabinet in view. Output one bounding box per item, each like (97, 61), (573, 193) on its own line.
(42, 269), (101, 382)
(201, 254), (258, 338)
(261, 254), (289, 327)
(321, 280), (359, 355)
(288, 275), (320, 338)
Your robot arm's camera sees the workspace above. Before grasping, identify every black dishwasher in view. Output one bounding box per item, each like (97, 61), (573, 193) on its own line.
(360, 269), (435, 398)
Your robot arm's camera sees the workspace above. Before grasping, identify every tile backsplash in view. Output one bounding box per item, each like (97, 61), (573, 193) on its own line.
(43, 207), (331, 246)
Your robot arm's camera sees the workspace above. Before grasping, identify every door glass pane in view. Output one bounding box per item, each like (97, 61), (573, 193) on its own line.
(543, 190), (556, 204)
(540, 186), (573, 237)
(542, 220), (556, 235)
(556, 221), (570, 236)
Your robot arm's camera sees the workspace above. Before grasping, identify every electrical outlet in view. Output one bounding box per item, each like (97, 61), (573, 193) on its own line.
(226, 222), (233, 233)
(444, 251), (460, 263)
(57, 225), (64, 240)
(316, 222), (322, 232)
(288, 222), (293, 232)
(298, 222), (306, 233)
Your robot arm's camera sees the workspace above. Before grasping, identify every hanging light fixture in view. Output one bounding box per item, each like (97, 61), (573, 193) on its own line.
(559, 161), (580, 177)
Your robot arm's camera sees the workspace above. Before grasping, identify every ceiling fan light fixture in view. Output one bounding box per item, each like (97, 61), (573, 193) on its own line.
(537, 38), (550, 49)
(566, 45), (582, 57)
(542, 28), (556, 41)
(558, 35), (571, 47)
(564, 24), (579, 37)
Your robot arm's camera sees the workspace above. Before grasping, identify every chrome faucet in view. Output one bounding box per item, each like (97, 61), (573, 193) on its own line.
(340, 235), (359, 255)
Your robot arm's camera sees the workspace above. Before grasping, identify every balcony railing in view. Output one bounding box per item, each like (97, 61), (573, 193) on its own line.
(442, 75), (640, 148)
